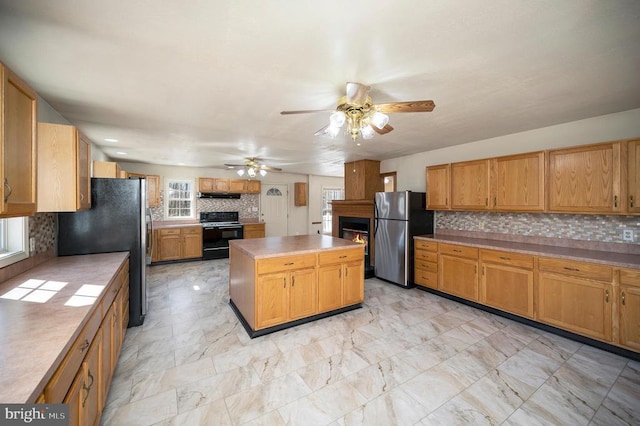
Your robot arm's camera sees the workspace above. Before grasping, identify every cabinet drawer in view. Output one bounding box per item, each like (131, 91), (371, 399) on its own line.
(257, 254), (316, 274)
(244, 223), (265, 232)
(620, 268), (640, 286)
(480, 249), (534, 269)
(439, 243), (478, 259)
(538, 257), (612, 282)
(45, 304), (103, 402)
(415, 239), (437, 252)
(318, 248), (363, 266)
(159, 228), (180, 236)
(181, 226), (202, 235)
(415, 250), (437, 263)
(414, 270), (437, 288)
(415, 260), (438, 273)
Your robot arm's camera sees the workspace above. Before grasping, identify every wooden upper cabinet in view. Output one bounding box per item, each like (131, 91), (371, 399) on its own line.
(93, 161), (121, 178)
(37, 123), (92, 212)
(1, 62), (38, 217)
(628, 139), (640, 214)
(426, 164), (450, 210)
(344, 159), (382, 200)
(246, 180), (261, 194)
(491, 151), (545, 211)
(548, 141), (623, 213)
(198, 177), (260, 194)
(229, 179), (246, 192)
(294, 182), (307, 206)
(145, 175), (160, 207)
(451, 159), (490, 210)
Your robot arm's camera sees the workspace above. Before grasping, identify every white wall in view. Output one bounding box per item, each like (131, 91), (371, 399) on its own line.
(118, 162), (342, 236)
(381, 108), (640, 191)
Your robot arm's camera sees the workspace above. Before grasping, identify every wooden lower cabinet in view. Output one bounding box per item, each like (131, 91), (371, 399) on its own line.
(414, 240), (438, 289)
(65, 368), (84, 426)
(156, 226), (202, 261)
(244, 223), (265, 239)
(289, 268), (317, 320)
(84, 330), (102, 426)
(438, 243), (479, 301)
(318, 264), (342, 312)
(318, 248), (364, 313)
(620, 268), (640, 351)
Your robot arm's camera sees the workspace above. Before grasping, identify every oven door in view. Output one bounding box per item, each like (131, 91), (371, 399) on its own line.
(202, 225), (244, 259)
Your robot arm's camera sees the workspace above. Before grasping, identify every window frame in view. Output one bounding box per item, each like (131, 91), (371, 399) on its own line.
(321, 186), (344, 235)
(0, 217), (30, 268)
(163, 178), (196, 220)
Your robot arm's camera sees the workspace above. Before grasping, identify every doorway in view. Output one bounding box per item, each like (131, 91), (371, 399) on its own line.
(381, 172), (397, 192)
(260, 184), (288, 236)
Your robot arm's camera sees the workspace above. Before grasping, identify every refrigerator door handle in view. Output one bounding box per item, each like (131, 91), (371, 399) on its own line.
(374, 200), (379, 236)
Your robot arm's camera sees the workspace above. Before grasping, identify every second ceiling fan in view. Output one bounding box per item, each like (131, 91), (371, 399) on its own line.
(280, 82), (435, 142)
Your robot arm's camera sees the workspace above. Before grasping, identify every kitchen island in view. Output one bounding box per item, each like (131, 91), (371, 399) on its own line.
(229, 234), (365, 337)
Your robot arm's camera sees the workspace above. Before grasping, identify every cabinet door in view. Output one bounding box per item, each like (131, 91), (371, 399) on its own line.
(289, 268), (317, 320)
(1, 64), (37, 217)
(146, 175), (160, 207)
(538, 272), (612, 341)
(620, 285), (640, 351)
(426, 164), (450, 209)
(64, 368), (85, 426)
(343, 261), (364, 306)
(628, 139), (640, 213)
(77, 133), (92, 210)
(246, 180), (261, 194)
(439, 255), (478, 301)
(548, 142), (621, 213)
(213, 178), (230, 192)
(481, 263), (534, 318)
(181, 228), (202, 259)
(84, 330), (102, 426)
(318, 264), (343, 313)
(198, 178), (213, 192)
(229, 179), (246, 192)
(256, 272), (289, 329)
(158, 232), (182, 261)
(491, 152), (545, 211)
(451, 160), (490, 210)
(101, 307), (114, 400)
(294, 182), (307, 206)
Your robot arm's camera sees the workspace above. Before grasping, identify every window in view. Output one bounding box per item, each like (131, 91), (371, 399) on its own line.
(164, 179), (195, 219)
(381, 172), (397, 192)
(0, 217), (29, 268)
(322, 187), (344, 234)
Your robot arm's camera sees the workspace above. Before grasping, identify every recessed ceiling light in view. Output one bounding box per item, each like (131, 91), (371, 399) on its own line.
(104, 138), (118, 142)
(178, 162), (185, 166)
(116, 151), (127, 155)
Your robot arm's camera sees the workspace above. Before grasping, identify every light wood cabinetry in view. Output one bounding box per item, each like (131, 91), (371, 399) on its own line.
(344, 159), (382, 200)
(318, 249), (365, 313)
(243, 223), (265, 239)
(548, 141), (623, 213)
(246, 180), (261, 193)
(414, 239), (438, 289)
(294, 182), (307, 206)
(628, 139), (640, 213)
(426, 164), (450, 209)
(490, 151), (545, 211)
(450, 159), (490, 210)
(438, 243), (479, 301)
(130, 173), (160, 207)
(619, 268), (640, 351)
(480, 249), (535, 318)
(198, 177), (261, 194)
(1, 62), (37, 217)
(156, 226), (202, 261)
(538, 257), (613, 341)
(93, 161), (121, 178)
(37, 123), (92, 212)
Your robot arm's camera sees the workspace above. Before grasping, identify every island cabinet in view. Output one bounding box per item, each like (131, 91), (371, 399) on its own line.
(37, 123), (92, 212)
(619, 268), (640, 351)
(1, 62), (38, 218)
(548, 141), (623, 214)
(438, 243), (479, 301)
(317, 249), (364, 313)
(450, 159), (490, 210)
(490, 151), (545, 211)
(426, 164), (450, 210)
(414, 239), (438, 289)
(479, 249), (535, 319)
(538, 257), (613, 341)
(156, 226), (202, 262)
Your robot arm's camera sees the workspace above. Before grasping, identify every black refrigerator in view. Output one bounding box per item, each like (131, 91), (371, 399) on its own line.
(58, 178), (150, 327)
(374, 191), (434, 288)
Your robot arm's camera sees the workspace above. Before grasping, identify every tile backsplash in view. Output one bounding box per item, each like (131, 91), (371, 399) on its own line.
(436, 211), (640, 245)
(29, 213), (56, 255)
(149, 190), (259, 221)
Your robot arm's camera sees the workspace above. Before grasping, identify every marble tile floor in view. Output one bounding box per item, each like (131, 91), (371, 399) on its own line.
(100, 259), (640, 426)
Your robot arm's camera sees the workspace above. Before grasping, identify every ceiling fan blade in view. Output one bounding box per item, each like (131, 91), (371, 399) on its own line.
(313, 124), (329, 136)
(224, 164), (245, 168)
(260, 165), (282, 172)
(374, 100), (436, 113)
(346, 82), (370, 105)
(280, 109), (334, 115)
(373, 124), (394, 135)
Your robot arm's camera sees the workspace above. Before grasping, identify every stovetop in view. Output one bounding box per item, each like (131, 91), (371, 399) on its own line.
(201, 221), (243, 227)
(200, 211), (240, 225)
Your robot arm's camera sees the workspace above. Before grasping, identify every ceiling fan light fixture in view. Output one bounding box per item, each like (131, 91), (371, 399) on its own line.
(329, 111), (346, 127)
(327, 125), (341, 138)
(361, 124), (375, 140)
(247, 167), (257, 178)
(371, 111), (389, 129)
(259, 169), (267, 177)
(237, 169), (245, 176)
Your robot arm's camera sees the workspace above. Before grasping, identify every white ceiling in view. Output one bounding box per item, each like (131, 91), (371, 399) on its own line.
(1, 1), (639, 177)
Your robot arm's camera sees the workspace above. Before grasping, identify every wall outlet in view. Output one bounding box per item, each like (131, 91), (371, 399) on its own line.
(29, 237), (36, 252)
(478, 221), (485, 230)
(622, 229), (634, 242)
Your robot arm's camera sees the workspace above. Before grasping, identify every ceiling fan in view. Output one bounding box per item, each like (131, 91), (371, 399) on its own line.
(224, 157), (282, 177)
(280, 82), (435, 142)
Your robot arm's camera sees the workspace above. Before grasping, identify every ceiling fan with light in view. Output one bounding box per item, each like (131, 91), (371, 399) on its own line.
(280, 82), (435, 143)
(224, 157), (282, 177)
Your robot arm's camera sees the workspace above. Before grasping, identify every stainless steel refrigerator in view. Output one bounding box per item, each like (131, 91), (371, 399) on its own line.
(58, 178), (151, 326)
(374, 191), (434, 287)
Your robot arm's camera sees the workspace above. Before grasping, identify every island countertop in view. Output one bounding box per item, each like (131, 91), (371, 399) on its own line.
(229, 234), (363, 259)
(0, 252), (129, 403)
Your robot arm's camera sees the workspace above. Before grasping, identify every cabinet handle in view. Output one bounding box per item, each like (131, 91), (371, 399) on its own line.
(82, 369), (94, 407)
(499, 256), (511, 260)
(284, 262), (294, 266)
(485, 198), (488, 206)
(283, 277), (286, 288)
(80, 339), (90, 352)
(563, 267), (580, 272)
(292, 276), (295, 287)
(445, 197), (448, 205)
(339, 269), (341, 279)
(621, 291), (626, 305)
(482, 266), (485, 276)
(494, 197), (497, 207)
(346, 268), (348, 277)
(614, 195), (618, 208)
(453, 249), (462, 253)
(475, 265), (477, 274)
(339, 255), (347, 258)
(631, 196), (635, 208)
(3, 178), (12, 203)
(605, 289), (609, 303)
(80, 192), (84, 201)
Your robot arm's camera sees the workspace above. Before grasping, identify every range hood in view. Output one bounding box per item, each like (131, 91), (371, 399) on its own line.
(198, 192), (241, 199)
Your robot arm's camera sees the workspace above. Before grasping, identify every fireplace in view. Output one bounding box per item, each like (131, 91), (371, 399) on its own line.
(339, 216), (374, 278)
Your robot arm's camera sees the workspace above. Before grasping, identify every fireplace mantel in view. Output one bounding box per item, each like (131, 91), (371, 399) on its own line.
(331, 199), (375, 267)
